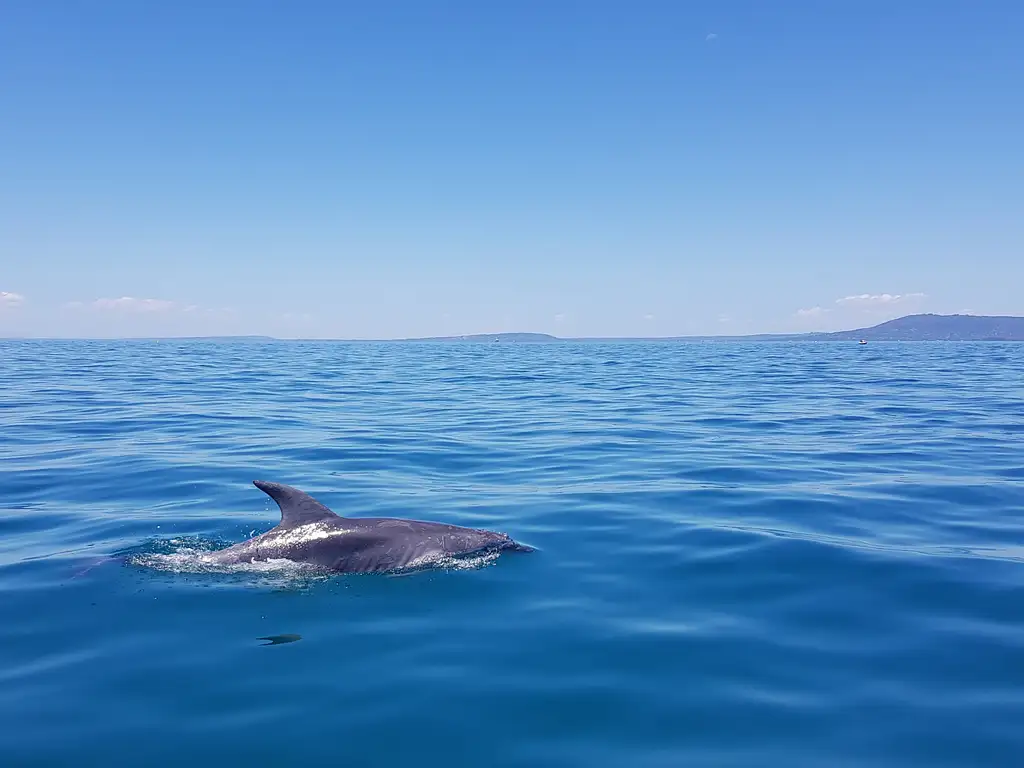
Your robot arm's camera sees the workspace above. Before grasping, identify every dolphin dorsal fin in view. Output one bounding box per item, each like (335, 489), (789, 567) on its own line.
(253, 480), (340, 528)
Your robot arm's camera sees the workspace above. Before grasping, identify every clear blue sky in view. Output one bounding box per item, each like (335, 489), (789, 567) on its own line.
(2, 1), (1022, 338)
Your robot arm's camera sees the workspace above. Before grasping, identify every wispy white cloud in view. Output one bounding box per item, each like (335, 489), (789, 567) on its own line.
(64, 297), (229, 316)
(643, 313), (655, 321)
(0, 291), (25, 308)
(835, 292), (926, 307)
(795, 306), (827, 317)
(794, 291), (928, 329)
(89, 296), (178, 312)
(706, 32), (718, 41)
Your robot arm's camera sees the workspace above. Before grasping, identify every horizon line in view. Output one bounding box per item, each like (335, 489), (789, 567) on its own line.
(1, 312), (1020, 343)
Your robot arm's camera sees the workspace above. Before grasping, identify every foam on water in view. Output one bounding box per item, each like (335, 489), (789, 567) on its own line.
(125, 535), (505, 582)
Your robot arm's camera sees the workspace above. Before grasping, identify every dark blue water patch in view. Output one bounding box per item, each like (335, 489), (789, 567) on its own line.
(2, 340), (1024, 766)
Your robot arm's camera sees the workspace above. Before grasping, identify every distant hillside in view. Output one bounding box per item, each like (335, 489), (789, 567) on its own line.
(808, 314), (1024, 342)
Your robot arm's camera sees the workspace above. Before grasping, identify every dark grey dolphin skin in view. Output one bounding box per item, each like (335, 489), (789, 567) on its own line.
(203, 480), (534, 574)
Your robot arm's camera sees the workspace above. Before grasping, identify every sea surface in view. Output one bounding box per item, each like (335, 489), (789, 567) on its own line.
(1, 339), (1023, 767)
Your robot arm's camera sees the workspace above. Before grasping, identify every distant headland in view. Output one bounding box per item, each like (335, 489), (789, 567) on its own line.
(793, 313), (1024, 342)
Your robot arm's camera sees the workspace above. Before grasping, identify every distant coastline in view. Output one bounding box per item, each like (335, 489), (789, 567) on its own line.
(5, 314), (1024, 342)
(389, 313), (1024, 343)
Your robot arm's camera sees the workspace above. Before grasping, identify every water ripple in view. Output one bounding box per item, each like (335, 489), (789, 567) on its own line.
(1, 339), (1023, 766)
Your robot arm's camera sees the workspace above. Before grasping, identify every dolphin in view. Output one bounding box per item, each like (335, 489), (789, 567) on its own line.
(202, 480), (534, 574)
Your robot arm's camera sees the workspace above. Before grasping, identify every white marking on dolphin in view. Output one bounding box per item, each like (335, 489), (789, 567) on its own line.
(201, 480), (535, 574)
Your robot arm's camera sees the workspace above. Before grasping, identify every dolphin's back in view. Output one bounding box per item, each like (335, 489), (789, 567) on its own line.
(203, 481), (533, 574)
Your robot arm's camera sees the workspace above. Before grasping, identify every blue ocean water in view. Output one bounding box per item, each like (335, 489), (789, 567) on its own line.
(1, 339), (1023, 766)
